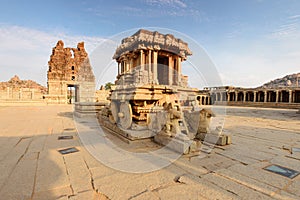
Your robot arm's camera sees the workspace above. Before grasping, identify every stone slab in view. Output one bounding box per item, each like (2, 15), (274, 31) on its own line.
(154, 134), (191, 154)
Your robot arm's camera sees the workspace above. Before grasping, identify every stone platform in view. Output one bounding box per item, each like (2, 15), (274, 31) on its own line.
(74, 102), (108, 118)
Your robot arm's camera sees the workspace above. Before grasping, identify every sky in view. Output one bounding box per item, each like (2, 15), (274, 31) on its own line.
(0, 0), (300, 89)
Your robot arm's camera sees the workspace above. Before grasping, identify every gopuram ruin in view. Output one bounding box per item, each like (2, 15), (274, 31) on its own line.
(44, 40), (95, 104)
(98, 29), (231, 154)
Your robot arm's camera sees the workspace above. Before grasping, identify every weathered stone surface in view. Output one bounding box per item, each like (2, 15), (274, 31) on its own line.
(113, 29), (192, 60)
(0, 75), (46, 100)
(45, 40), (95, 103)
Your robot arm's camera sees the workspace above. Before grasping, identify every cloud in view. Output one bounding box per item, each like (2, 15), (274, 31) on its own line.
(270, 14), (300, 39)
(145, 0), (187, 8)
(0, 25), (106, 85)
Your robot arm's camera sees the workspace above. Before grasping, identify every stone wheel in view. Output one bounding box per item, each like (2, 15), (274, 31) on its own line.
(110, 101), (119, 123)
(119, 102), (132, 129)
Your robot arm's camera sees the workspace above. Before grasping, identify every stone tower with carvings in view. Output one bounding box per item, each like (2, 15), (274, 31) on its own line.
(45, 40), (95, 103)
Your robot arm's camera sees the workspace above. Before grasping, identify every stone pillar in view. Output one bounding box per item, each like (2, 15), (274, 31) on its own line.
(227, 92), (230, 102)
(177, 57), (182, 85)
(121, 61), (124, 74)
(168, 56), (173, 85)
(153, 51), (158, 83)
(126, 61), (129, 72)
(253, 91), (256, 102)
(129, 58), (133, 72)
(243, 91), (246, 102)
(289, 90), (292, 103)
(203, 96), (206, 105)
(280, 91), (283, 102)
(140, 50), (144, 70)
(275, 90), (279, 103)
(235, 91), (238, 102)
(148, 50), (152, 71)
(264, 91), (267, 102)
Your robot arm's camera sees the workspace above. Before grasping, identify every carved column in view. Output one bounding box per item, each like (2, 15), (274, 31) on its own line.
(140, 50), (144, 70)
(264, 91), (267, 102)
(126, 60), (129, 72)
(280, 90), (283, 102)
(243, 91), (246, 102)
(253, 91), (256, 102)
(129, 58), (133, 72)
(168, 56), (173, 85)
(275, 90), (279, 103)
(121, 61), (124, 74)
(227, 92), (230, 102)
(153, 51), (158, 83)
(148, 50), (152, 75)
(235, 91), (238, 101)
(177, 57), (182, 85)
(289, 90), (292, 103)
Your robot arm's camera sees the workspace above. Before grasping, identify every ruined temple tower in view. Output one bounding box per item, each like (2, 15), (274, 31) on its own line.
(45, 40), (95, 103)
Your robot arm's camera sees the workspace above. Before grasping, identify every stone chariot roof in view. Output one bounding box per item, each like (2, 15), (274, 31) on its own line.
(113, 29), (192, 60)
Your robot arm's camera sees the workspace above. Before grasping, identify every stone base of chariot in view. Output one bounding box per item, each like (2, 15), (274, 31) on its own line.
(98, 114), (156, 140)
(196, 132), (232, 146)
(154, 133), (194, 155)
(297, 108), (300, 114)
(154, 131), (232, 155)
(74, 102), (106, 118)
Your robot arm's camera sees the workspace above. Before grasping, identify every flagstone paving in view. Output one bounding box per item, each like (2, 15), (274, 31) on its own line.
(0, 105), (299, 199)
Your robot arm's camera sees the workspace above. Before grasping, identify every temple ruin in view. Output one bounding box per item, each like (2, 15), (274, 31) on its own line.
(0, 75), (46, 101)
(44, 40), (95, 104)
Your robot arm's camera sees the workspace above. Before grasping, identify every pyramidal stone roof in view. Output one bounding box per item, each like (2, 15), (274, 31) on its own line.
(113, 29), (192, 60)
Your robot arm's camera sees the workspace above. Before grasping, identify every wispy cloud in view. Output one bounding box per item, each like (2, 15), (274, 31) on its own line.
(141, 0), (203, 19)
(270, 14), (300, 39)
(0, 25), (106, 85)
(145, 0), (187, 8)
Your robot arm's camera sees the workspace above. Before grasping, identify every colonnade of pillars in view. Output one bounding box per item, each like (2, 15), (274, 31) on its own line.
(197, 95), (210, 105)
(117, 49), (182, 85)
(211, 89), (300, 104)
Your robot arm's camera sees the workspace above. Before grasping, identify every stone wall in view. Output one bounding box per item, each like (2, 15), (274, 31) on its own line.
(0, 75), (46, 101)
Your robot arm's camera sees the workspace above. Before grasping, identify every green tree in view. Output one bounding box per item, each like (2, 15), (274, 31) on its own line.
(105, 82), (115, 90)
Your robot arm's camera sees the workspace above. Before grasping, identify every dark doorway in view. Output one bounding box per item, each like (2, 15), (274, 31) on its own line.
(257, 91), (264, 102)
(295, 90), (300, 103)
(67, 85), (78, 104)
(157, 56), (169, 85)
(237, 92), (244, 101)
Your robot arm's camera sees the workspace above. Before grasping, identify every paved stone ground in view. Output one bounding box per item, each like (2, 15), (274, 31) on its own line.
(0, 105), (299, 200)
